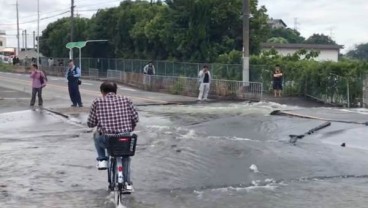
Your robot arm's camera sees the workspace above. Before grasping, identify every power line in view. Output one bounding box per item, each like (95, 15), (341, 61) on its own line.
(18, 8), (70, 20)
(0, 11), (70, 26)
(77, 9), (99, 12)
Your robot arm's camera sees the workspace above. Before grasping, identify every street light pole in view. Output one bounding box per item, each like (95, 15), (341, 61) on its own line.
(16, 0), (20, 56)
(37, 0), (40, 66)
(242, 0), (250, 83)
(70, 0), (75, 59)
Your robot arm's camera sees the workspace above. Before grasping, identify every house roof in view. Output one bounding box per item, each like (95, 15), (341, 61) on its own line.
(261, 43), (344, 50)
(267, 19), (287, 27)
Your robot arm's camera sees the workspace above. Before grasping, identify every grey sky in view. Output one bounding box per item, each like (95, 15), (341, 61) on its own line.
(260, 0), (368, 52)
(1, 0), (367, 53)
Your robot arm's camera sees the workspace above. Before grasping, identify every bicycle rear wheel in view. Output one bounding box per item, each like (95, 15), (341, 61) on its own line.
(114, 157), (125, 206)
(108, 158), (116, 191)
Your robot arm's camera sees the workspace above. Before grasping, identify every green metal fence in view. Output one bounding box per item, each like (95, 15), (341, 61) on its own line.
(40, 57), (242, 79)
(39, 57), (360, 107)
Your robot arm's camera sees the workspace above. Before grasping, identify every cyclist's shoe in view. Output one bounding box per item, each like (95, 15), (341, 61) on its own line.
(108, 184), (114, 192)
(97, 160), (107, 170)
(122, 182), (133, 194)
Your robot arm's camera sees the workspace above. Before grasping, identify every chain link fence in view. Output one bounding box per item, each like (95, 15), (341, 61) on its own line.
(38, 57), (366, 106)
(41, 64), (263, 101)
(40, 57), (242, 79)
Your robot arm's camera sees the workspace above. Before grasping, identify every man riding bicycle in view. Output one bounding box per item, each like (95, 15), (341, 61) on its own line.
(87, 81), (139, 192)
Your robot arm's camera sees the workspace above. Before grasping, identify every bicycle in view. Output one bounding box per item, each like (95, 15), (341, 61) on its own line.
(106, 133), (138, 206)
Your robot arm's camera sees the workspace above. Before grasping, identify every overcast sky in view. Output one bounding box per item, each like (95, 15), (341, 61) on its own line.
(1, 0), (367, 53)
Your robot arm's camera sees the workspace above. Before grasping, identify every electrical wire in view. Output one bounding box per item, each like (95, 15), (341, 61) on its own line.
(0, 11), (69, 26)
(18, 8), (70, 20)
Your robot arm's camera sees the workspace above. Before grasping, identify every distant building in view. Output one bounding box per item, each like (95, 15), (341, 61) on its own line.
(18, 49), (42, 60)
(268, 19), (287, 29)
(0, 30), (6, 51)
(260, 43), (344, 62)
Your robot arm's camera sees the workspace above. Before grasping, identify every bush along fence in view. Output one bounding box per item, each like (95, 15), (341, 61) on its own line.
(249, 58), (368, 108)
(42, 66), (263, 101)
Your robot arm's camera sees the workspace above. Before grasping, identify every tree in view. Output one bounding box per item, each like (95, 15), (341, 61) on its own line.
(248, 0), (270, 54)
(304, 33), (337, 45)
(269, 28), (304, 43)
(346, 43), (368, 60)
(40, 17), (90, 57)
(40, 0), (270, 61)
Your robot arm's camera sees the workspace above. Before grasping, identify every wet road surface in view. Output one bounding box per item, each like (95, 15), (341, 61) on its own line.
(2, 72), (368, 207)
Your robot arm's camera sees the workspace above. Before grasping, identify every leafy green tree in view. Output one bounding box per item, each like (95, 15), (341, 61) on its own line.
(269, 28), (305, 43)
(249, 0), (270, 54)
(40, 17), (90, 58)
(304, 33), (337, 45)
(40, 0), (270, 61)
(346, 43), (368, 60)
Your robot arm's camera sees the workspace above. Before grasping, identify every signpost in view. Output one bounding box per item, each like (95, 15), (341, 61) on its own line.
(66, 40), (108, 69)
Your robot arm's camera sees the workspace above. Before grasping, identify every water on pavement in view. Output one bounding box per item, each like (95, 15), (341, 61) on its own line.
(1, 102), (368, 208)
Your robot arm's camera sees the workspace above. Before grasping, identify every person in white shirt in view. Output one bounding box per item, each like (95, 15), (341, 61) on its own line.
(197, 65), (211, 101)
(143, 62), (155, 75)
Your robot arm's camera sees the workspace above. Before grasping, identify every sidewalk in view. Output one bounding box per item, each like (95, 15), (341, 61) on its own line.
(263, 95), (334, 108)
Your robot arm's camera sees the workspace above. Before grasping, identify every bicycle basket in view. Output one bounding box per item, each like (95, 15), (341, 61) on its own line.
(107, 134), (138, 157)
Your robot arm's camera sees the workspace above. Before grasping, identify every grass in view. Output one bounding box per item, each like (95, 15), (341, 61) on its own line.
(0, 63), (12, 72)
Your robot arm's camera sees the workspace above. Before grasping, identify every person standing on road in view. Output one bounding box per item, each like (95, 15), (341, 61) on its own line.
(197, 65), (211, 101)
(30, 64), (46, 107)
(48, 57), (54, 67)
(87, 81), (139, 192)
(143, 61), (155, 75)
(65, 60), (83, 107)
(273, 65), (283, 97)
(143, 61), (156, 86)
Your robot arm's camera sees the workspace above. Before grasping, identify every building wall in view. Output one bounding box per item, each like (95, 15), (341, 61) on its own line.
(264, 48), (339, 62)
(0, 36), (6, 50)
(271, 22), (286, 29)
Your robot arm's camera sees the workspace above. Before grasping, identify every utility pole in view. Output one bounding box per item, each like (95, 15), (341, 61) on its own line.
(242, 0), (250, 83)
(294, 17), (299, 31)
(25, 30), (27, 50)
(16, 0), (20, 55)
(33, 31), (36, 49)
(70, 0), (75, 59)
(37, 0), (40, 65)
(22, 30), (24, 50)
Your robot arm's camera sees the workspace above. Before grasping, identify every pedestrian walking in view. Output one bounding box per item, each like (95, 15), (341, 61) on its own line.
(197, 65), (211, 101)
(30, 64), (46, 107)
(65, 60), (83, 107)
(273, 65), (283, 97)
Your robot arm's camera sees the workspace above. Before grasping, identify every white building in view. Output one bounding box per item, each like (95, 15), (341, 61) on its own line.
(260, 43), (343, 62)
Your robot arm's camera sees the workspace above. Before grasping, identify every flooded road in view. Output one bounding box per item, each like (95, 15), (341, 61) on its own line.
(1, 100), (368, 208)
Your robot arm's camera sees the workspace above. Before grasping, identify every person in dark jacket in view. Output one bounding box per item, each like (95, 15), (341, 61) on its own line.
(65, 60), (83, 107)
